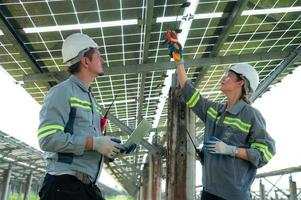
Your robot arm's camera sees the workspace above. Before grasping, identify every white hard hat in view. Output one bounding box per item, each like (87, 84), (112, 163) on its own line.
(62, 33), (98, 65)
(229, 63), (259, 93)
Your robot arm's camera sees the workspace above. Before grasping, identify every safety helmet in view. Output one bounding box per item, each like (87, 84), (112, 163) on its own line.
(229, 63), (259, 93)
(62, 33), (98, 66)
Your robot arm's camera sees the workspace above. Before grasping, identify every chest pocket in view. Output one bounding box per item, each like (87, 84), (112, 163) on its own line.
(69, 97), (92, 126)
(222, 116), (251, 145)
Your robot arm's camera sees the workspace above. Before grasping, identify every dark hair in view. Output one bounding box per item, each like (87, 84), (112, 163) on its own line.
(67, 48), (95, 74)
(232, 71), (252, 104)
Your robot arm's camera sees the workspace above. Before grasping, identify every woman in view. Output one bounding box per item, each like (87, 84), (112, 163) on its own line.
(169, 42), (276, 200)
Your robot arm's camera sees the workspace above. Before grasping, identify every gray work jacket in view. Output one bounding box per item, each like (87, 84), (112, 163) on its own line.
(181, 80), (276, 200)
(38, 75), (103, 182)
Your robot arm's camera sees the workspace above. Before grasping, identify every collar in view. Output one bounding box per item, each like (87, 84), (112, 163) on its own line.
(69, 75), (91, 93)
(226, 99), (247, 115)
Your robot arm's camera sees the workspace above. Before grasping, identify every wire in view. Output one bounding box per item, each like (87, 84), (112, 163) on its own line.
(185, 128), (203, 162)
(185, 128), (198, 151)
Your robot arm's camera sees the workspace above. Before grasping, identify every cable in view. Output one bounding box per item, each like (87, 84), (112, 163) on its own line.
(185, 128), (203, 162)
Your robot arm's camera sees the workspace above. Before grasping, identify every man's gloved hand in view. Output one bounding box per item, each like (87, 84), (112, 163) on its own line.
(205, 136), (237, 157)
(121, 144), (137, 154)
(93, 136), (122, 159)
(110, 138), (137, 154)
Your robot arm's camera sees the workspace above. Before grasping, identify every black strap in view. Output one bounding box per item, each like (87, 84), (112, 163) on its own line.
(58, 107), (77, 164)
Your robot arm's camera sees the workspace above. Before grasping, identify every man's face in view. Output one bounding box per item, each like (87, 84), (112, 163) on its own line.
(87, 48), (105, 76)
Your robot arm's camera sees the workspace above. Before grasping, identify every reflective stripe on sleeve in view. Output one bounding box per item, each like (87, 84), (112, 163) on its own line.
(37, 124), (64, 140)
(251, 142), (273, 161)
(207, 107), (218, 120)
(186, 90), (200, 108)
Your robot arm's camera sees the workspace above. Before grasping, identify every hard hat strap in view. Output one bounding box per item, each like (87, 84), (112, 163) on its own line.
(66, 47), (92, 66)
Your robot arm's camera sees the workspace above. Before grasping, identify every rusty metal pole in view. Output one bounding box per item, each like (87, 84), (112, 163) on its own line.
(147, 155), (153, 200)
(140, 163), (149, 200)
(185, 106), (196, 200)
(151, 154), (162, 200)
(166, 82), (196, 200)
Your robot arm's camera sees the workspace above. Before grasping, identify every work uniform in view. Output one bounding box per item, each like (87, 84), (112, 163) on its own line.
(181, 80), (276, 200)
(38, 75), (104, 200)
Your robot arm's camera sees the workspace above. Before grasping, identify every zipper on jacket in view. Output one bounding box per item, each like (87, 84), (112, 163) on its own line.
(89, 92), (103, 184)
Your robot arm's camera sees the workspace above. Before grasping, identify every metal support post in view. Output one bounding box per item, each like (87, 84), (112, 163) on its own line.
(274, 190), (279, 200)
(147, 154), (152, 200)
(289, 176), (297, 200)
(140, 163), (149, 200)
(150, 154), (162, 200)
(259, 179), (265, 200)
(138, 184), (143, 200)
(17, 181), (23, 200)
(23, 173), (33, 200)
(185, 107), (196, 200)
(0, 167), (12, 200)
(165, 86), (195, 200)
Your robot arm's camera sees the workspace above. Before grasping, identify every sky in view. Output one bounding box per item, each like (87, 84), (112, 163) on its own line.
(0, 64), (301, 195)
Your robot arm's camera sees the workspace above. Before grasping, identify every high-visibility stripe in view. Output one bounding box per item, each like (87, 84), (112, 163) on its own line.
(223, 117), (251, 133)
(207, 107), (218, 120)
(190, 94), (200, 108)
(38, 130), (57, 140)
(69, 97), (91, 105)
(225, 117), (251, 128)
(96, 106), (101, 113)
(223, 121), (249, 133)
(251, 142), (273, 161)
(37, 124), (64, 140)
(187, 90), (200, 108)
(70, 103), (91, 110)
(37, 125), (64, 134)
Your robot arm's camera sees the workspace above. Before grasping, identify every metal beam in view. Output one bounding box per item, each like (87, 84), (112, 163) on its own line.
(142, 0), (154, 63)
(105, 126), (167, 137)
(211, 0), (249, 57)
(23, 51), (290, 82)
(194, 0), (249, 86)
(137, 0), (153, 124)
(256, 166), (301, 178)
(137, 74), (146, 123)
(247, 1), (289, 31)
(251, 47), (301, 101)
(0, 7), (53, 88)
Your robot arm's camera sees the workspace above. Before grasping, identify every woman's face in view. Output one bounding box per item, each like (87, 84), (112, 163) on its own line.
(220, 71), (244, 94)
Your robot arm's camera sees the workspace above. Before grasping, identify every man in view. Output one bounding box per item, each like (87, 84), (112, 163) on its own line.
(38, 33), (133, 200)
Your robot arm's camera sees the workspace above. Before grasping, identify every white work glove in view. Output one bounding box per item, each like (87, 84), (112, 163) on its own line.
(93, 136), (122, 159)
(205, 136), (237, 157)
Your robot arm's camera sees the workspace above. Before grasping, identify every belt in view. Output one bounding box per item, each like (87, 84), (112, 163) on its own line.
(48, 171), (92, 185)
(74, 171), (92, 185)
